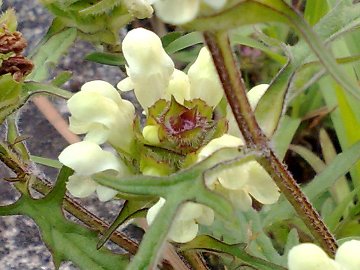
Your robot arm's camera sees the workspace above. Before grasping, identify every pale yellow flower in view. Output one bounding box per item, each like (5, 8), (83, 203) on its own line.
(288, 240), (360, 270)
(147, 198), (214, 243)
(68, 80), (135, 153)
(58, 141), (129, 202)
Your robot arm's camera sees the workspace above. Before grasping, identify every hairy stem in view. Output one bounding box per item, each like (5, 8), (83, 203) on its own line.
(203, 31), (337, 256)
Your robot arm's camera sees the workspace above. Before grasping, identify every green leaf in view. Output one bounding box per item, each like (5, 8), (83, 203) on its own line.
(289, 144), (326, 174)
(30, 155), (63, 169)
(180, 235), (286, 270)
(0, 167), (129, 269)
(0, 74), (21, 123)
(272, 115), (301, 160)
(94, 148), (253, 269)
(97, 199), (152, 249)
(264, 140), (360, 224)
(28, 28), (77, 82)
(165, 32), (203, 54)
(85, 52), (126, 66)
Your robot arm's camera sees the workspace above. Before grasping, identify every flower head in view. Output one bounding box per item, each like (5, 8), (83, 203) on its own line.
(147, 198), (214, 243)
(117, 28), (223, 111)
(68, 80), (135, 153)
(198, 134), (279, 211)
(58, 141), (129, 201)
(288, 240), (360, 270)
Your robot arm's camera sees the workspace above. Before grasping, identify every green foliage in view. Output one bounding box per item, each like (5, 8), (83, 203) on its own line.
(0, 167), (129, 269)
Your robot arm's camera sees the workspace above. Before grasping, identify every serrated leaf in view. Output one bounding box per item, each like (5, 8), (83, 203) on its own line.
(0, 167), (129, 269)
(97, 199), (152, 249)
(28, 28), (77, 82)
(94, 147), (253, 269)
(180, 235), (286, 270)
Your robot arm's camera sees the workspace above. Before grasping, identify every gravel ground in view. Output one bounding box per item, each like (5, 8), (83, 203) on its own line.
(0, 1), (136, 269)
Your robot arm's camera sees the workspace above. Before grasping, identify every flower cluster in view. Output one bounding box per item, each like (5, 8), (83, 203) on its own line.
(58, 27), (279, 243)
(288, 240), (360, 270)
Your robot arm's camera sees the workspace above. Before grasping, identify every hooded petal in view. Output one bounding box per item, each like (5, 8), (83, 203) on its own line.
(119, 28), (174, 110)
(288, 243), (340, 270)
(81, 80), (124, 106)
(335, 240), (360, 270)
(153, 0), (200, 25)
(245, 161), (280, 205)
(68, 90), (119, 132)
(188, 47), (223, 107)
(58, 141), (121, 175)
(66, 175), (97, 198)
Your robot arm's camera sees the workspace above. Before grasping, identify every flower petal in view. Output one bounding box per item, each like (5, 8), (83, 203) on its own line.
(227, 84), (269, 138)
(228, 189), (252, 211)
(81, 80), (124, 106)
(188, 47), (223, 107)
(168, 219), (199, 243)
(198, 134), (244, 161)
(288, 243), (340, 270)
(165, 69), (190, 104)
(58, 141), (121, 175)
(245, 161), (280, 205)
(153, 0), (200, 25)
(120, 28), (174, 110)
(218, 165), (249, 190)
(146, 197), (166, 225)
(247, 84), (269, 110)
(335, 240), (360, 270)
(96, 185), (118, 202)
(203, 0), (227, 9)
(68, 91), (119, 129)
(66, 175), (97, 198)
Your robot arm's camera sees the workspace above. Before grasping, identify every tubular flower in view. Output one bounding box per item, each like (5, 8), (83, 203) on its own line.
(198, 134), (280, 211)
(117, 28), (223, 111)
(288, 240), (360, 270)
(58, 141), (129, 202)
(146, 198), (214, 243)
(67, 80), (135, 153)
(151, 0), (227, 25)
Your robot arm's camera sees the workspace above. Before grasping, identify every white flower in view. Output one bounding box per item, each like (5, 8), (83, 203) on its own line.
(117, 28), (174, 110)
(123, 0), (154, 19)
(152, 0), (227, 25)
(147, 198), (214, 243)
(117, 28), (223, 111)
(288, 240), (360, 270)
(67, 80), (135, 153)
(227, 84), (269, 138)
(58, 141), (129, 202)
(198, 134), (279, 211)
